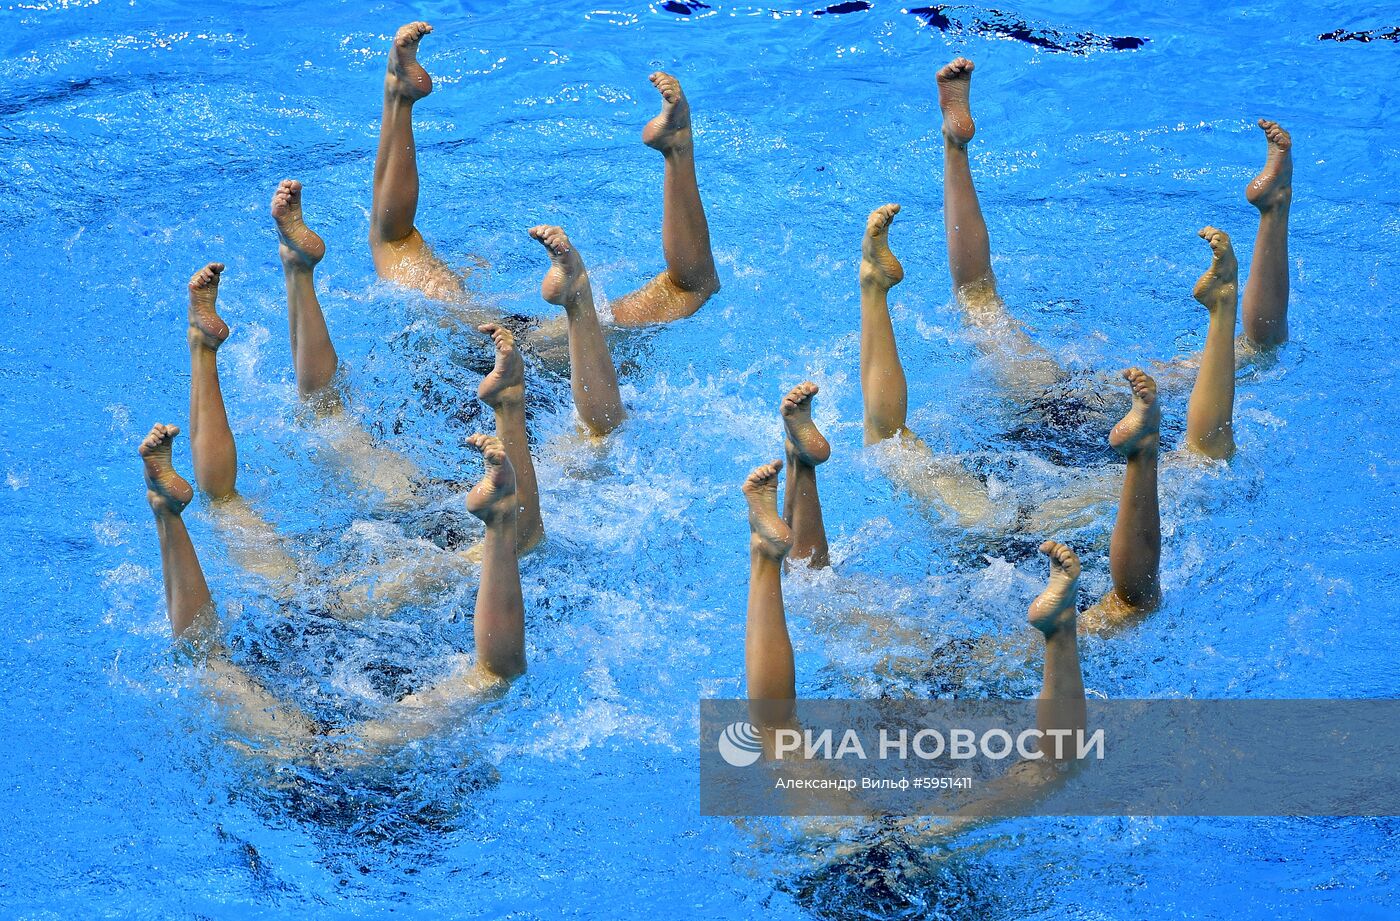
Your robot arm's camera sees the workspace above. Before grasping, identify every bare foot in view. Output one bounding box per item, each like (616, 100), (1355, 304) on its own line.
(860, 203), (905, 290)
(528, 225), (589, 307)
(1245, 119), (1292, 211)
(1027, 541), (1080, 637)
(742, 460), (794, 560)
(386, 21), (433, 101)
(465, 434), (517, 525)
(187, 262), (229, 349)
(1192, 226), (1239, 312)
(1108, 369), (1160, 458)
(641, 71), (692, 153)
(936, 58), (976, 147)
(140, 423), (194, 516)
(477, 323), (524, 408)
(271, 180), (326, 269)
(781, 382), (831, 466)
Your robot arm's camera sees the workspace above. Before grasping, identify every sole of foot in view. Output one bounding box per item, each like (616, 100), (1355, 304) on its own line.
(936, 58), (976, 146)
(742, 460), (793, 559)
(1192, 227), (1239, 311)
(781, 382), (831, 466)
(642, 71), (692, 153)
(528, 225), (589, 306)
(476, 323), (525, 407)
(188, 262), (229, 349)
(1108, 368), (1160, 458)
(140, 423), (194, 515)
(1028, 540), (1080, 636)
(271, 179), (326, 268)
(465, 433), (518, 524)
(860, 203), (905, 289)
(387, 21), (433, 100)
(1245, 119), (1292, 211)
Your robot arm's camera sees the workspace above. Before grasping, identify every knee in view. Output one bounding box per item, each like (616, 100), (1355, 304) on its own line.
(668, 268), (721, 301)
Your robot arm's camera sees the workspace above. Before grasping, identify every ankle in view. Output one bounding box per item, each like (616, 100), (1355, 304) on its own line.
(1128, 436), (1161, 460)
(382, 80), (419, 106)
(658, 138), (695, 159)
(485, 514), (519, 541)
(148, 494), (184, 520)
(187, 330), (220, 353)
(484, 389), (526, 412)
(750, 536), (789, 563)
(859, 274), (894, 295)
(280, 253), (315, 276)
(1252, 190), (1292, 215)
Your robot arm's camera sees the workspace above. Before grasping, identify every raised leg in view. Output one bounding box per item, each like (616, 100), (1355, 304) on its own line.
(477, 324), (544, 551)
(937, 58), (994, 297)
(1084, 370), (1161, 632)
(528, 226), (625, 434)
(187, 263), (236, 500)
(140, 424), (211, 638)
(1186, 227), (1239, 459)
(465, 434), (527, 682)
(1027, 540), (1086, 759)
(936, 59), (1061, 394)
(271, 180), (338, 400)
(743, 461), (796, 730)
(369, 21), (465, 302)
(612, 72), (721, 326)
(858, 206), (998, 528)
(780, 383), (831, 569)
(859, 203), (908, 445)
(184, 265), (302, 585)
(1242, 119), (1292, 348)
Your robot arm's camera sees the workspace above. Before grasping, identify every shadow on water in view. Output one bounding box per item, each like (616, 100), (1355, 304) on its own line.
(907, 5), (1147, 55)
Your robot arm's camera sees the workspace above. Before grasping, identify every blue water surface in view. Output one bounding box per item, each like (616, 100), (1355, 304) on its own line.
(2, 0), (1399, 917)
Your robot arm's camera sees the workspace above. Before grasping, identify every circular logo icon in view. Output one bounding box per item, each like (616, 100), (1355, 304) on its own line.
(718, 721), (763, 767)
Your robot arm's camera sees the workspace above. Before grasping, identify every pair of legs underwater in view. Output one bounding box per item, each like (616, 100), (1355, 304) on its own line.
(741, 459), (1085, 790)
(370, 22), (720, 328)
(860, 58), (1293, 630)
(140, 414), (526, 754)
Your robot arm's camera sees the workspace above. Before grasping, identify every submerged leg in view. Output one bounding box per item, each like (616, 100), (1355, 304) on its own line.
(141, 425), (319, 750)
(780, 383), (831, 569)
(272, 180), (338, 400)
(612, 72), (721, 326)
(1085, 370), (1161, 632)
(339, 436), (528, 748)
(369, 21), (465, 302)
(1186, 227), (1239, 459)
(860, 203), (909, 445)
(743, 461), (796, 730)
(465, 434), (527, 682)
(477, 324), (544, 551)
(1242, 119), (1293, 348)
(529, 225), (625, 434)
(1027, 540), (1086, 759)
(140, 424), (211, 638)
(187, 263), (236, 500)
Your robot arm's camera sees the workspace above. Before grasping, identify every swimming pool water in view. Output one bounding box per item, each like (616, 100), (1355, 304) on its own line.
(2, 0), (1399, 917)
